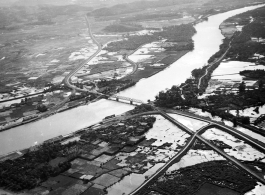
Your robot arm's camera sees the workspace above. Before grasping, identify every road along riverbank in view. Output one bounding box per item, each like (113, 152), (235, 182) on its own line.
(1, 4), (264, 156)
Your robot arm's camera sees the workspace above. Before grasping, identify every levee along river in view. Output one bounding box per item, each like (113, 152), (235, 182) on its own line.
(1, 4), (264, 156)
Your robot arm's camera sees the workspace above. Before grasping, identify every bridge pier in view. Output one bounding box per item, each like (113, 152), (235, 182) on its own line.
(116, 98), (119, 102)
(130, 100), (133, 105)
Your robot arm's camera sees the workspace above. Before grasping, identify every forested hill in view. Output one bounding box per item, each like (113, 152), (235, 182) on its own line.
(8, 0), (143, 8)
(89, 0), (195, 17)
(0, 5), (92, 30)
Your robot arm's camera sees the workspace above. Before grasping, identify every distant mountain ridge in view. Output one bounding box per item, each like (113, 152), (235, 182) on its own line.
(14, 0), (77, 6)
(0, 0), (143, 7)
(0, 0), (18, 6)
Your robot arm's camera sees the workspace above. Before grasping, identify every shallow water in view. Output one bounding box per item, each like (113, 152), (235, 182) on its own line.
(211, 61), (265, 81)
(0, 100), (133, 155)
(168, 113), (209, 131)
(1, 4), (264, 156)
(107, 163), (165, 195)
(118, 4), (265, 102)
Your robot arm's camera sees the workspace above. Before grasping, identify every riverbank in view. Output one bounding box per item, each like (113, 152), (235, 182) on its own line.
(2, 4), (265, 194)
(0, 3), (253, 132)
(153, 4), (265, 134)
(0, 31), (193, 131)
(0, 113), (192, 194)
(125, 50), (190, 82)
(1, 107), (264, 194)
(2, 4), (265, 159)
(0, 95), (100, 133)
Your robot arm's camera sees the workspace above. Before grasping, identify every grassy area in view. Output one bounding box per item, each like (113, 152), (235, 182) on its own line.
(195, 183), (240, 195)
(148, 159), (256, 194)
(103, 23), (143, 33)
(90, 62), (124, 74)
(124, 50), (189, 82)
(160, 51), (189, 65)
(0, 6), (95, 91)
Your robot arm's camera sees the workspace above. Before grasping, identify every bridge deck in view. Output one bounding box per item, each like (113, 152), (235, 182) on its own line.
(109, 95), (144, 103)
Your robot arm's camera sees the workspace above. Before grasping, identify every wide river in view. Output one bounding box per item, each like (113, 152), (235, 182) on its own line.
(1, 4), (264, 156)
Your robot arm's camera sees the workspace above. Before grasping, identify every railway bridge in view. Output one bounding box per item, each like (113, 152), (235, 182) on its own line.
(108, 94), (144, 105)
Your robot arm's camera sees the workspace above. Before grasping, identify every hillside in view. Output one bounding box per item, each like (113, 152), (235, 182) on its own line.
(10, 0), (143, 8)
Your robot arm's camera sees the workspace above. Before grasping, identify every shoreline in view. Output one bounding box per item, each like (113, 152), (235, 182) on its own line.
(0, 49), (190, 133)
(0, 96), (104, 133)
(0, 48), (190, 132)
(0, 5), (247, 131)
(1, 4), (264, 157)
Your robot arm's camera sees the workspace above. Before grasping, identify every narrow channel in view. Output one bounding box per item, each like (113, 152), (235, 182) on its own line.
(0, 4), (264, 156)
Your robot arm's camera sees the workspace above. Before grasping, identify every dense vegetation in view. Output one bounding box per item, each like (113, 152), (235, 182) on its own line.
(0, 114), (157, 192)
(239, 69), (265, 80)
(154, 78), (265, 126)
(0, 5), (90, 29)
(149, 160), (256, 194)
(37, 104), (48, 112)
(155, 85), (186, 108)
(0, 142), (78, 191)
(128, 104), (154, 115)
(97, 79), (136, 94)
(69, 92), (98, 102)
(207, 38), (230, 63)
(224, 7), (265, 62)
(227, 32), (265, 62)
(80, 116), (156, 144)
(120, 13), (183, 23)
(103, 23), (143, 32)
(158, 25), (196, 42)
(164, 42), (194, 51)
(106, 34), (157, 52)
(89, 0), (194, 18)
(186, 7), (265, 95)
(106, 24), (196, 52)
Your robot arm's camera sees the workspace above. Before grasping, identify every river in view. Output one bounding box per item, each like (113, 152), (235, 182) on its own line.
(0, 4), (264, 156)
(118, 4), (265, 101)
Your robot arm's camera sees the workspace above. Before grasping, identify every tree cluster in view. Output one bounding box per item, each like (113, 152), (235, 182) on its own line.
(120, 13), (182, 23)
(90, 0), (193, 18)
(151, 160), (256, 194)
(69, 92), (97, 102)
(0, 5), (91, 30)
(239, 70), (265, 81)
(129, 104), (154, 115)
(106, 24), (196, 52)
(80, 116), (156, 144)
(104, 23), (143, 33)
(97, 79), (136, 94)
(0, 142), (77, 191)
(208, 38), (230, 63)
(37, 104), (48, 112)
(158, 24), (196, 42)
(155, 86), (185, 108)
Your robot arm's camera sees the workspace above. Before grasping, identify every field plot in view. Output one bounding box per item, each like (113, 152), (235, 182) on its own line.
(10, 114), (192, 195)
(125, 40), (190, 82)
(0, 9), (121, 96)
(205, 61), (265, 95)
(230, 106), (265, 123)
(0, 89), (72, 127)
(76, 48), (134, 81)
(138, 17), (196, 28)
(144, 138), (262, 195)
(189, 107), (265, 143)
(202, 128), (265, 162)
(168, 113), (209, 131)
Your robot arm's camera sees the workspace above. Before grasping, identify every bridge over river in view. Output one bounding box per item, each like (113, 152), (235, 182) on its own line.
(108, 94), (144, 105)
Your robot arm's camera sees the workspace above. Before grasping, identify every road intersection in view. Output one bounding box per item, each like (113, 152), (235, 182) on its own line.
(129, 109), (265, 194)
